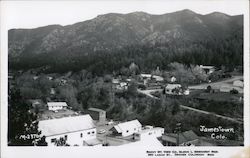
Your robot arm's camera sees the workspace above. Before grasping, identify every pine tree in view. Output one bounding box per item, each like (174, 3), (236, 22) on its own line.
(8, 88), (47, 146)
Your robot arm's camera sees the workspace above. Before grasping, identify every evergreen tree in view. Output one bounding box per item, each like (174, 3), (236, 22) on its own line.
(8, 88), (47, 146)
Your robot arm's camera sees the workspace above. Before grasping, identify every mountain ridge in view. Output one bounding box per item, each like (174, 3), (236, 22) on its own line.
(8, 9), (243, 73)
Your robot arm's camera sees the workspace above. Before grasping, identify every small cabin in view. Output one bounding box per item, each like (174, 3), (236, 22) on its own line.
(47, 102), (68, 111)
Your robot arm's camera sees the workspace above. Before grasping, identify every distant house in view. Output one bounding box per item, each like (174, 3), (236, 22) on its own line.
(165, 84), (189, 95)
(140, 74), (164, 82)
(152, 75), (164, 82)
(28, 99), (43, 109)
(165, 84), (181, 95)
(112, 78), (120, 84)
(110, 120), (142, 137)
(88, 107), (106, 125)
(162, 130), (199, 146)
(199, 65), (215, 74)
(50, 88), (56, 95)
(134, 127), (164, 141)
(38, 115), (102, 146)
(233, 80), (244, 88)
(140, 74), (152, 79)
(112, 79), (128, 90)
(33, 76), (39, 80)
(47, 76), (53, 80)
(170, 76), (177, 83)
(60, 79), (67, 85)
(47, 102), (68, 111)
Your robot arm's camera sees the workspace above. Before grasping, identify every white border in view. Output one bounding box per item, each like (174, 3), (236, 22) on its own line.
(1, 1), (249, 158)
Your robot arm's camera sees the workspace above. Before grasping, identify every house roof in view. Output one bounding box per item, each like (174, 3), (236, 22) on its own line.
(199, 65), (215, 69)
(136, 127), (164, 134)
(113, 120), (142, 133)
(163, 130), (199, 144)
(47, 102), (68, 107)
(140, 74), (152, 78)
(165, 84), (181, 89)
(112, 79), (120, 84)
(38, 115), (95, 137)
(88, 107), (106, 113)
(233, 80), (244, 87)
(152, 75), (164, 81)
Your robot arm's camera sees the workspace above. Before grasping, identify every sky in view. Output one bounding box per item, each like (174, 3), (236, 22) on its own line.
(1, 0), (249, 29)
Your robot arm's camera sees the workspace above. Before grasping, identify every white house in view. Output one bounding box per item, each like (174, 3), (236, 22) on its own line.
(50, 88), (56, 95)
(233, 80), (244, 88)
(110, 120), (142, 137)
(170, 76), (177, 83)
(152, 75), (164, 82)
(47, 102), (68, 111)
(165, 84), (182, 95)
(134, 127), (164, 141)
(165, 84), (189, 95)
(38, 115), (102, 146)
(199, 65), (215, 74)
(140, 74), (152, 79)
(47, 76), (53, 80)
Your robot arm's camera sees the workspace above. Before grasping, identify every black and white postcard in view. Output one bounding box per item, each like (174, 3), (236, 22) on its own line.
(1, 0), (249, 158)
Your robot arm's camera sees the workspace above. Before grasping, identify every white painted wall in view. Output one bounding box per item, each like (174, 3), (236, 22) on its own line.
(45, 128), (97, 146)
(134, 128), (164, 141)
(121, 127), (142, 137)
(48, 106), (64, 111)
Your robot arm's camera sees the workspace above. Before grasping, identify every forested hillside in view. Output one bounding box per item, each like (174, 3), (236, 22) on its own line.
(8, 10), (243, 74)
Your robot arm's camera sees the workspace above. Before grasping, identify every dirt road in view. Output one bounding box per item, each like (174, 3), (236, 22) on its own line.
(180, 105), (243, 124)
(137, 88), (243, 124)
(188, 76), (243, 93)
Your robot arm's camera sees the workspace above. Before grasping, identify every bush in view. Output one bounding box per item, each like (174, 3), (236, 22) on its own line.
(206, 85), (212, 93)
(230, 89), (239, 94)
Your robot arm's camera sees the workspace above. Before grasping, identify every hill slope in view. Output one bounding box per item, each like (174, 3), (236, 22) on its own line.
(8, 10), (243, 74)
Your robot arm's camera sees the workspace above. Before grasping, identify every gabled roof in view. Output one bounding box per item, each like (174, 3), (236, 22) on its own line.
(152, 75), (164, 81)
(163, 130), (199, 144)
(38, 115), (95, 137)
(199, 65), (215, 69)
(88, 107), (106, 113)
(113, 120), (142, 133)
(47, 102), (68, 107)
(165, 84), (181, 89)
(136, 127), (164, 134)
(140, 74), (152, 78)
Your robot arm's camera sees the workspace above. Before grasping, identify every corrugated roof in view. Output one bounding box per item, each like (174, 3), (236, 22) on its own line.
(38, 115), (95, 137)
(114, 120), (142, 133)
(47, 102), (68, 107)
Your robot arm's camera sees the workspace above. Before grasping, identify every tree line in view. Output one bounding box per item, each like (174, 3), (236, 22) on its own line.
(9, 31), (243, 76)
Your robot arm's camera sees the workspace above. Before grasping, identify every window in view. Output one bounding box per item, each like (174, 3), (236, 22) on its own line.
(51, 138), (56, 143)
(80, 133), (83, 137)
(87, 132), (90, 135)
(134, 128), (136, 131)
(92, 131), (95, 134)
(126, 130), (129, 133)
(65, 135), (68, 140)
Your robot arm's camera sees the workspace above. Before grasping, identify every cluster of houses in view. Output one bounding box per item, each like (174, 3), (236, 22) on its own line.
(111, 72), (190, 96)
(36, 101), (208, 147)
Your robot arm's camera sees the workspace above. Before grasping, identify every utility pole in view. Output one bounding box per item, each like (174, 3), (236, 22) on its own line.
(175, 122), (182, 146)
